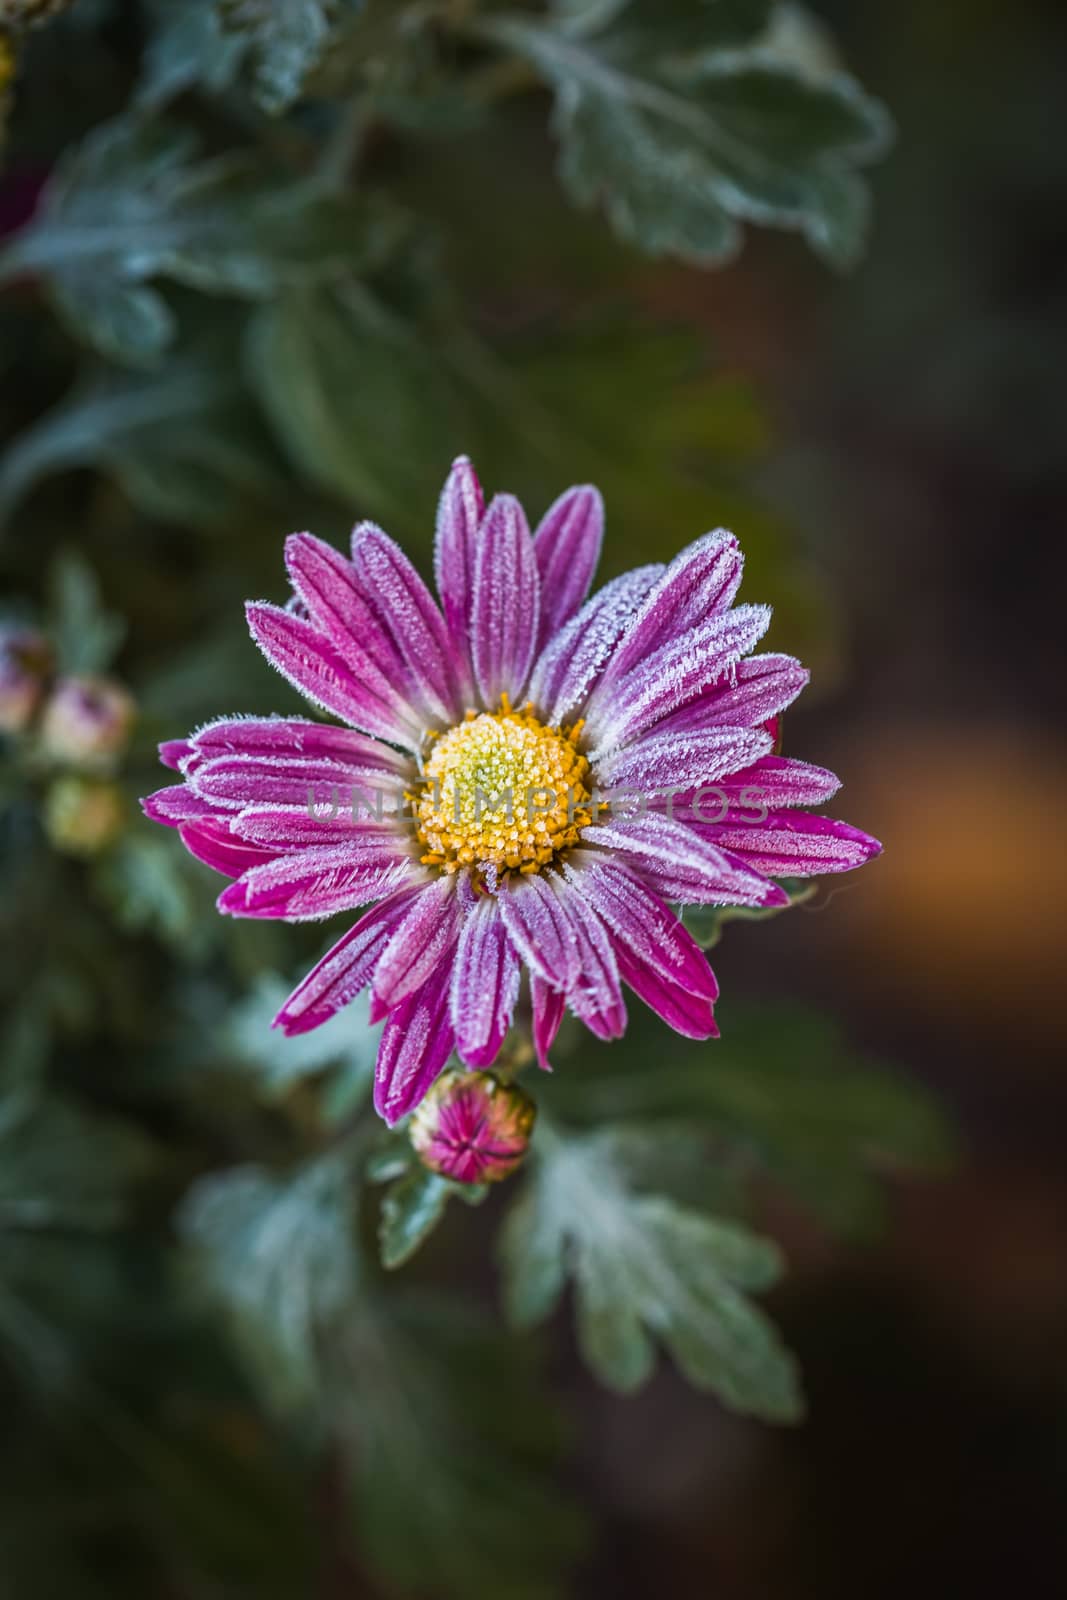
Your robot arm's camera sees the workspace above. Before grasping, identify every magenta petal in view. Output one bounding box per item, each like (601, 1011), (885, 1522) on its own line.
(586, 604), (772, 754)
(544, 874), (626, 1041)
(159, 738), (194, 771)
(178, 818), (276, 878)
(191, 753), (407, 812)
(612, 944), (720, 1039)
(533, 484), (603, 651)
(371, 874), (460, 1016)
(470, 494), (540, 707)
(602, 530), (743, 685)
(531, 977), (564, 1071)
(229, 804), (408, 854)
(654, 754), (843, 818)
(191, 716), (409, 773)
(582, 815), (788, 907)
(595, 725), (774, 792)
(245, 601), (420, 748)
(142, 784), (225, 828)
(528, 564), (662, 727)
(498, 872), (582, 989)
(374, 965), (456, 1126)
(350, 523), (458, 724)
(450, 897), (521, 1068)
(649, 654), (809, 741)
(218, 850), (412, 921)
(284, 533), (403, 682)
(707, 813), (883, 876)
(566, 857), (719, 1003)
(433, 455), (484, 699)
(273, 887), (421, 1036)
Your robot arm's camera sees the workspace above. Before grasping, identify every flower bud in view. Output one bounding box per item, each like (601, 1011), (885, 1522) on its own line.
(40, 675), (135, 767)
(44, 775), (125, 857)
(0, 624), (52, 733)
(409, 1067), (536, 1185)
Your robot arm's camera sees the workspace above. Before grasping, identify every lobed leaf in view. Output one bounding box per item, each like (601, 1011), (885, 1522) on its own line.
(217, 0), (365, 113)
(479, 12), (892, 267)
(0, 114), (398, 365)
(138, 0), (249, 109)
(178, 1154), (358, 1410)
(499, 1123), (803, 1418)
(226, 976), (379, 1104)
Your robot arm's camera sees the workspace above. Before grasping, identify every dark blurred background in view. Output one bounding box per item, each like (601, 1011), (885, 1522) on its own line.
(581, 3), (1067, 1593)
(1, 1), (1066, 1596)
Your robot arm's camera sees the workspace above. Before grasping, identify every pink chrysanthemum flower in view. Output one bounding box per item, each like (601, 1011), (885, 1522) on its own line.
(143, 458), (880, 1124)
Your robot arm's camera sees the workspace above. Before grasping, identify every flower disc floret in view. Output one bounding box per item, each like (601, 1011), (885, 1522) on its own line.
(414, 699), (593, 876)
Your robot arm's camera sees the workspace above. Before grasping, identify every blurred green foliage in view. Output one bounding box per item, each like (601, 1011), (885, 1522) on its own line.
(0, 3), (950, 1597)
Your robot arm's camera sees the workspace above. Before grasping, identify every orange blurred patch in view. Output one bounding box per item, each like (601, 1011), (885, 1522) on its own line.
(814, 722), (1067, 1047)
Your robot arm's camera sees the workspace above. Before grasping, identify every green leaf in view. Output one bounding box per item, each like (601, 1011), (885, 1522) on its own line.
(550, 0), (629, 33)
(248, 281), (476, 522)
(329, 1292), (587, 1599)
(217, 0), (364, 113)
(583, 1121), (750, 1217)
(551, 1008), (956, 1234)
(682, 878), (816, 948)
(0, 118), (190, 364)
(559, 78), (742, 262)
(363, 1135), (412, 1186)
(178, 1155), (358, 1410)
(0, 114), (398, 364)
(46, 547), (126, 674)
(225, 975), (379, 1104)
(94, 831), (205, 947)
(378, 1167), (452, 1269)
(500, 1123), (802, 1418)
(377, 1164), (488, 1270)
(0, 336), (279, 528)
(479, 15), (891, 266)
(138, 0), (249, 110)
(552, 0), (772, 51)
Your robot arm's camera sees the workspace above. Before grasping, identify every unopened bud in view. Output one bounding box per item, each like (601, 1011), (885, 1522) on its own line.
(40, 675), (135, 767)
(409, 1068), (536, 1185)
(0, 624), (52, 733)
(44, 775), (125, 857)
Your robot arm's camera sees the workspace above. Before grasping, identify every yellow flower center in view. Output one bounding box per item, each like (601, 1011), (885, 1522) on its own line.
(414, 699), (593, 878)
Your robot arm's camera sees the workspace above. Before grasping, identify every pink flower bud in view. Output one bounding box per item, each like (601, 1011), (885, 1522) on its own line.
(0, 624), (52, 734)
(409, 1068), (536, 1185)
(41, 675), (135, 766)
